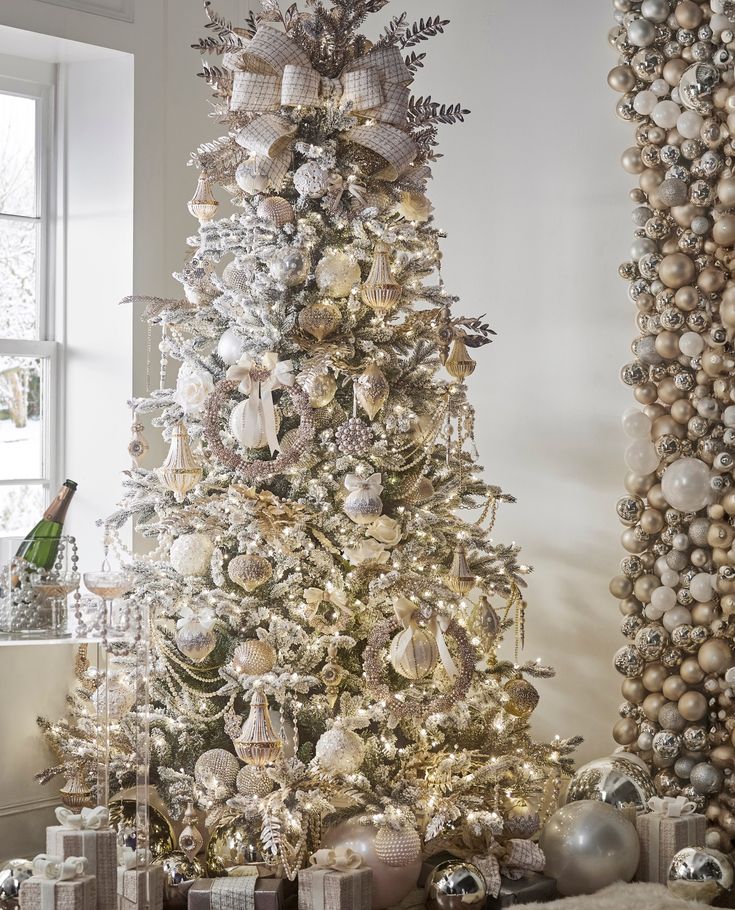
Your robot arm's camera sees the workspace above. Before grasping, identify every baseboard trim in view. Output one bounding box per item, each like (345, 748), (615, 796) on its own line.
(0, 795), (59, 818)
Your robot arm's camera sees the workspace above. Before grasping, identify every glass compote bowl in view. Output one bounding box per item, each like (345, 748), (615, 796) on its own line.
(83, 552), (133, 637)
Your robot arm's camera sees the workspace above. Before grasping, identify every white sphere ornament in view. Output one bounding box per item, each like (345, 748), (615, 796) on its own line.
(680, 332), (705, 357)
(652, 100), (681, 129)
(170, 533), (214, 577)
(677, 110), (704, 140)
(388, 626), (439, 680)
(622, 408), (652, 439)
(690, 573), (713, 603)
(315, 250), (361, 297)
(662, 458), (712, 512)
(625, 440), (659, 474)
(663, 606), (691, 632)
(374, 827), (421, 868)
(229, 399), (280, 450)
(627, 17), (656, 46)
(293, 162), (330, 198)
(633, 90), (658, 116)
(651, 585), (676, 612)
(315, 725), (365, 773)
(217, 329), (246, 366)
(540, 800), (639, 896)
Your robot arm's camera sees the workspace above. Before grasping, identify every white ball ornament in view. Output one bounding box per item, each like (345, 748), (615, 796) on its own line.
(651, 79), (670, 97)
(690, 573), (713, 603)
(645, 603), (665, 620)
(651, 585), (676, 612)
(660, 570), (680, 588)
(622, 408), (652, 439)
(315, 725), (365, 774)
(679, 332), (705, 357)
(662, 458), (712, 512)
(217, 328), (245, 366)
(315, 250), (361, 297)
(634, 90), (658, 116)
(677, 110), (704, 140)
(229, 399), (280, 449)
(625, 440), (659, 474)
(652, 100), (681, 129)
(723, 406), (735, 428)
(293, 162), (330, 199)
(663, 606), (692, 632)
(170, 533), (214, 577)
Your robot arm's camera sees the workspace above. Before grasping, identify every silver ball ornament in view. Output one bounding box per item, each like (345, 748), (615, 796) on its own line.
(269, 249), (310, 287)
(690, 762), (724, 795)
(566, 754), (656, 810)
(425, 861), (487, 910)
(668, 846), (734, 904)
(541, 800), (640, 896)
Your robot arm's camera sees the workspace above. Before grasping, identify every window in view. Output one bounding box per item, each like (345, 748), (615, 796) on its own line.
(0, 69), (57, 536)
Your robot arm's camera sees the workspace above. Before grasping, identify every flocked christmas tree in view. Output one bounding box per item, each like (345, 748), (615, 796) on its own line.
(38, 0), (579, 887)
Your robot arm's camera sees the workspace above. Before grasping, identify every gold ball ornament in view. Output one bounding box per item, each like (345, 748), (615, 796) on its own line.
(304, 371), (337, 408)
(388, 625), (439, 680)
(374, 826), (422, 868)
(152, 851), (205, 910)
(698, 639), (733, 674)
(233, 639), (277, 676)
(228, 554), (272, 592)
(256, 196), (294, 227)
(658, 253), (696, 289)
(298, 302), (341, 341)
(109, 800), (175, 859)
(503, 678), (540, 717)
(205, 819), (263, 875)
(236, 765), (275, 798)
(678, 690), (708, 722)
(315, 250), (361, 297)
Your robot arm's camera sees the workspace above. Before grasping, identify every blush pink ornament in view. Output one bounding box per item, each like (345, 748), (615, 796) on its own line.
(322, 817), (421, 910)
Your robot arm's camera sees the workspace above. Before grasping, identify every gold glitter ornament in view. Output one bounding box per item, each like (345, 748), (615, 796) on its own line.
(445, 336), (476, 380)
(356, 363), (390, 420)
(233, 690), (282, 767)
(361, 242), (402, 313)
(304, 371), (337, 408)
(298, 302), (341, 341)
(503, 677), (540, 717)
(187, 174), (218, 223)
(158, 422), (203, 502)
(374, 826), (422, 868)
(256, 195), (295, 227)
(445, 543), (475, 594)
(228, 554), (273, 592)
(236, 765), (275, 798)
(233, 639), (277, 675)
(193, 749), (239, 795)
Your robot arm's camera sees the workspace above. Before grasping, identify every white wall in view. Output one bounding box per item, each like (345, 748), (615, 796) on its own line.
(0, 0), (635, 859)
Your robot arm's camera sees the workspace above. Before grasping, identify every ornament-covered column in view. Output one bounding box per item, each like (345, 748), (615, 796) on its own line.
(609, 0), (735, 851)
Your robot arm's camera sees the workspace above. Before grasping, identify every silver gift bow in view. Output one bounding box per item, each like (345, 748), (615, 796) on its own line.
(226, 352), (294, 454)
(392, 595), (458, 680)
(231, 25), (417, 180)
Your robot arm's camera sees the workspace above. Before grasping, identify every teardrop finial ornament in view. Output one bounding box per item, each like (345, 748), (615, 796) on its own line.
(233, 690), (282, 767)
(361, 242), (402, 314)
(446, 542), (475, 595)
(445, 336), (476, 380)
(179, 800), (204, 860)
(188, 173), (219, 223)
(356, 363), (390, 420)
(158, 422), (203, 502)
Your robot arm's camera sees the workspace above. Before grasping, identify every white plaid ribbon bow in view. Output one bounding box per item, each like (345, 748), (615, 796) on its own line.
(471, 839), (546, 899)
(231, 25), (417, 180)
(392, 595), (458, 680)
(227, 351), (294, 454)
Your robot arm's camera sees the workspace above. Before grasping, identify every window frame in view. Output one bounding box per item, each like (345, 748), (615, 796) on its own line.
(0, 67), (60, 505)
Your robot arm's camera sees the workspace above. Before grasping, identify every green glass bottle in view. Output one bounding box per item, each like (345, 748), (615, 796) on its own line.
(16, 479), (77, 570)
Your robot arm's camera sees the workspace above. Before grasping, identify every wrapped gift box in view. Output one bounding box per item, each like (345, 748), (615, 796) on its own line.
(118, 866), (164, 910)
(486, 873), (558, 908)
(46, 826), (117, 910)
(19, 874), (96, 910)
(636, 808), (706, 884)
(297, 867), (371, 910)
(188, 877), (294, 910)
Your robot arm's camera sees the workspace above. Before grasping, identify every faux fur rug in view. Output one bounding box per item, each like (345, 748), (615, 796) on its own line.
(513, 880), (717, 909)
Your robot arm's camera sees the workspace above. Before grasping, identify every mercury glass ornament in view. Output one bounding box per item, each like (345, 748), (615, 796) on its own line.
(445, 337), (476, 380)
(356, 363), (390, 419)
(236, 765), (275, 798)
(228, 554), (272, 592)
(205, 819), (263, 875)
(298, 302), (341, 341)
(634, 624), (669, 659)
(503, 678), (540, 717)
(389, 624), (439, 680)
(158, 423), (202, 502)
(315, 250), (361, 297)
(375, 827), (422, 869)
(335, 417), (374, 455)
(233, 690), (282, 767)
(193, 749), (239, 796)
(425, 860), (487, 910)
(175, 616), (217, 663)
(109, 800), (175, 858)
(315, 725), (366, 773)
(0, 860), (32, 908)
(613, 644), (645, 677)
(187, 174), (218, 223)
(678, 63), (719, 114)
(668, 846), (734, 904)
(304, 371), (337, 408)
(361, 242), (402, 313)
(233, 639), (277, 675)
(152, 851), (204, 910)
(566, 754), (656, 810)
(541, 801), (639, 896)
(256, 195), (294, 227)
(269, 248), (310, 287)
(343, 482), (383, 525)
(504, 800), (541, 838)
(652, 729), (682, 760)
(445, 543), (474, 594)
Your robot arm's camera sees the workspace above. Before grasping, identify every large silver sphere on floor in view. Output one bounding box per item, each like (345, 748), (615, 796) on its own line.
(667, 847), (734, 905)
(425, 860), (487, 910)
(565, 753), (655, 811)
(540, 800), (640, 896)
(0, 861), (32, 909)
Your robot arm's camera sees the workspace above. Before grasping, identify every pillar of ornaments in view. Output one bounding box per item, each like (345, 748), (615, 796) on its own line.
(609, 0), (735, 852)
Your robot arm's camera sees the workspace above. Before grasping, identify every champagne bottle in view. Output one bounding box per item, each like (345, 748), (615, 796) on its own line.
(16, 479), (77, 570)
